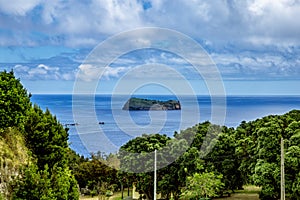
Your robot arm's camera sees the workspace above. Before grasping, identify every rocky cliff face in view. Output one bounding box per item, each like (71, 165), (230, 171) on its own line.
(122, 97), (181, 111)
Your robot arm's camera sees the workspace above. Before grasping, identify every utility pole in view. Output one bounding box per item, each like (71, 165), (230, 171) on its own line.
(281, 137), (285, 200)
(121, 183), (123, 199)
(154, 149), (157, 200)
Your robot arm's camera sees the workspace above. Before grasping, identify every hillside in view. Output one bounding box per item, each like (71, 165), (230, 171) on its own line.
(0, 70), (79, 200)
(0, 128), (30, 199)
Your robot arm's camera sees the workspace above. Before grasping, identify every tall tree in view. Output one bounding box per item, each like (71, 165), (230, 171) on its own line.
(24, 105), (69, 169)
(0, 70), (79, 199)
(181, 170), (224, 199)
(236, 110), (300, 199)
(12, 163), (79, 200)
(0, 70), (31, 129)
(119, 134), (170, 200)
(204, 126), (243, 192)
(73, 155), (118, 191)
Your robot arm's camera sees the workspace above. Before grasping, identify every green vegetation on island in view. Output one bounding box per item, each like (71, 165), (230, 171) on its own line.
(1, 70), (300, 200)
(122, 97), (181, 110)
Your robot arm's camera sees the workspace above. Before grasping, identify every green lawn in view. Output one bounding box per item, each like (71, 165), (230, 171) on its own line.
(215, 185), (260, 200)
(215, 193), (259, 200)
(80, 186), (259, 200)
(79, 189), (132, 200)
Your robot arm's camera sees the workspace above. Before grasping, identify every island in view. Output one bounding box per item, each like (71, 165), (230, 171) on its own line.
(122, 97), (181, 111)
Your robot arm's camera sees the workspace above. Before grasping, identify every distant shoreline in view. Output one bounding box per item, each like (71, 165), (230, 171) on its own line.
(30, 93), (300, 98)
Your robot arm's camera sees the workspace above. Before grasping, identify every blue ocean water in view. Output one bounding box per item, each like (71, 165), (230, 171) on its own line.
(30, 94), (300, 157)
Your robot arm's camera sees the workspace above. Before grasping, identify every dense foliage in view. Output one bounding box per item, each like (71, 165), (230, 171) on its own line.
(24, 105), (69, 169)
(119, 112), (300, 200)
(236, 110), (300, 199)
(12, 164), (78, 200)
(71, 152), (119, 196)
(119, 133), (171, 199)
(0, 71), (31, 129)
(181, 170), (223, 199)
(0, 71), (79, 199)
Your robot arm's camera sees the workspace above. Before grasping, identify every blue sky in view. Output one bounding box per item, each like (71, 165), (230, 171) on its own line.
(0, 0), (300, 95)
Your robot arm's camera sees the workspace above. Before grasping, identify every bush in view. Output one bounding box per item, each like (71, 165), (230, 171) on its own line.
(106, 190), (113, 197)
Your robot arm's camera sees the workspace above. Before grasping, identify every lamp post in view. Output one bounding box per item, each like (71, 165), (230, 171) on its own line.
(281, 137), (285, 200)
(154, 149), (157, 200)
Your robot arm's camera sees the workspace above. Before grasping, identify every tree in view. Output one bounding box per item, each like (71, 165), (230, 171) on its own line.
(157, 122), (234, 199)
(236, 110), (300, 199)
(285, 121), (300, 199)
(119, 134), (170, 200)
(0, 70), (79, 199)
(24, 105), (69, 169)
(73, 156), (118, 191)
(50, 164), (79, 200)
(12, 164), (56, 200)
(13, 163), (79, 200)
(204, 126), (243, 192)
(0, 70), (31, 129)
(181, 169), (224, 199)
(157, 138), (189, 200)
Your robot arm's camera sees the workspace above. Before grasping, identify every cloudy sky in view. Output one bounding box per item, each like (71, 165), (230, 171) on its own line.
(0, 0), (300, 95)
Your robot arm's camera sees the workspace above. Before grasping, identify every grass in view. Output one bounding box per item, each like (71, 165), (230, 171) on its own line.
(215, 185), (260, 200)
(79, 189), (132, 200)
(79, 196), (98, 200)
(80, 186), (260, 200)
(215, 193), (259, 200)
(236, 185), (261, 194)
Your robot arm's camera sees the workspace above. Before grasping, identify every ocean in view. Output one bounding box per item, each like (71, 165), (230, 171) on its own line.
(30, 94), (300, 157)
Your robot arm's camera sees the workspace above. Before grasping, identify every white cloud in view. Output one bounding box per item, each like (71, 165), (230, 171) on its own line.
(211, 49), (300, 80)
(14, 64), (29, 72)
(77, 64), (101, 82)
(0, 0), (41, 16)
(246, 0), (300, 45)
(1, 0), (300, 47)
(54, 0), (145, 37)
(121, 64), (186, 80)
(77, 64), (130, 81)
(1, 0), (300, 83)
(103, 66), (129, 80)
(14, 64), (75, 80)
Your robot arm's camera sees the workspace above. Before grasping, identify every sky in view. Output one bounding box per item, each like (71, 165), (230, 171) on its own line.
(0, 0), (300, 95)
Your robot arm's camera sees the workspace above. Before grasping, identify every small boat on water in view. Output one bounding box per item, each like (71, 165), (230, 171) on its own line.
(64, 122), (105, 126)
(64, 122), (79, 126)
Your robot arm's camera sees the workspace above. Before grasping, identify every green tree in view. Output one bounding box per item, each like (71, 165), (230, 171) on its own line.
(157, 122), (233, 199)
(285, 121), (300, 199)
(236, 110), (300, 199)
(0, 70), (79, 199)
(204, 126), (243, 192)
(157, 138), (189, 200)
(24, 105), (69, 169)
(13, 163), (79, 200)
(0, 70), (31, 129)
(181, 169), (224, 199)
(12, 164), (56, 200)
(119, 134), (170, 200)
(50, 164), (79, 200)
(73, 156), (118, 191)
